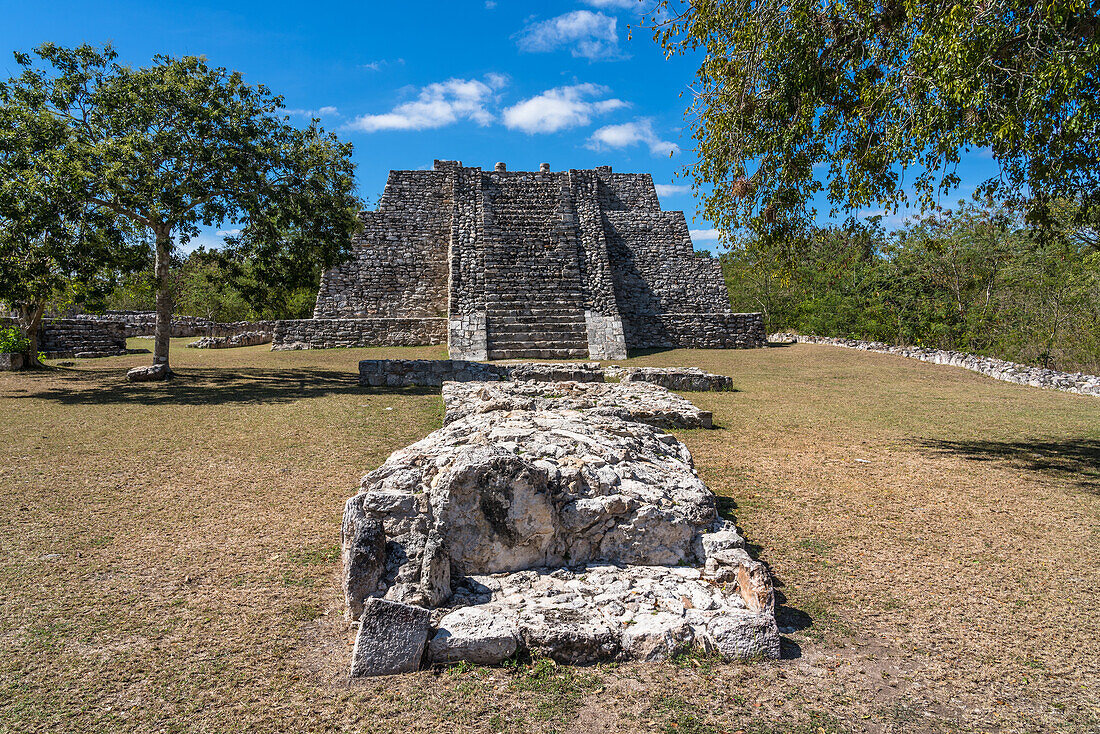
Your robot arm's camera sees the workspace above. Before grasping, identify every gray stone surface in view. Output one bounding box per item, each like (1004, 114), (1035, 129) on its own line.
(428, 606), (518, 665)
(274, 318), (446, 351)
(341, 409), (718, 613)
(350, 598), (431, 677)
(608, 366), (735, 392)
(299, 161), (763, 358)
(0, 353), (24, 371)
(187, 331), (272, 349)
(126, 364), (170, 382)
(441, 380), (714, 429)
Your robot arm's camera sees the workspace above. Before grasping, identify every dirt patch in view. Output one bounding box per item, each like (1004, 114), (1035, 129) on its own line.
(0, 341), (1097, 732)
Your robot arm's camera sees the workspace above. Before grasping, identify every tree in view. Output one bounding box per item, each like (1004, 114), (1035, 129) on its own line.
(7, 43), (360, 378)
(648, 1), (1100, 236)
(0, 70), (144, 365)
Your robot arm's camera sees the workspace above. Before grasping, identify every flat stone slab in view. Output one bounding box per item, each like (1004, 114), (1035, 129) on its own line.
(342, 409), (719, 616)
(442, 380), (713, 429)
(428, 561), (779, 665)
(607, 366), (734, 392)
(506, 362), (604, 383)
(350, 597), (431, 677)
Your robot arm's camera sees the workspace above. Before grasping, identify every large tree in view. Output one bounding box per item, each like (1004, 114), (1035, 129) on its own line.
(0, 70), (144, 365)
(648, 1), (1100, 237)
(6, 43), (360, 378)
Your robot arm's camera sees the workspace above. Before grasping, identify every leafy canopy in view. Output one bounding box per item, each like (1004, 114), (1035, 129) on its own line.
(648, 0), (1100, 236)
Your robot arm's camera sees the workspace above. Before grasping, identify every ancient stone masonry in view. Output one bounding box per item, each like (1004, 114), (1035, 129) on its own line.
(342, 373), (780, 675)
(273, 318), (446, 351)
(773, 333), (1100, 397)
(287, 161), (764, 357)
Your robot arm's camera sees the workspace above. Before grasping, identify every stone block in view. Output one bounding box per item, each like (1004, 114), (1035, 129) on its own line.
(350, 598), (431, 677)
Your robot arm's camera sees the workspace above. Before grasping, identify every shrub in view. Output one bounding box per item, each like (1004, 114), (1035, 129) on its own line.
(0, 326), (31, 354)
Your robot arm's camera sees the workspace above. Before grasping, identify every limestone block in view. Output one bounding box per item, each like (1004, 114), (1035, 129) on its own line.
(341, 410), (717, 616)
(441, 380), (714, 429)
(126, 364), (170, 382)
(428, 606), (518, 665)
(350, 598), (431, 677)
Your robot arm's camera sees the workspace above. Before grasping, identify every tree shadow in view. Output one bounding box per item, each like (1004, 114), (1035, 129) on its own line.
(914, 437), (1100, 493)
(23, 367), (437, 406)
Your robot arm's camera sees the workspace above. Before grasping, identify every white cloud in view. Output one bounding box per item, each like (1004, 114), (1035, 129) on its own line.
(503, 83), (627, 134)
(517, 11), (622, 61)
(689, 228), (723, 241)
(582, 0), (638, 8)
(588, 119), (680, 156)
(359, 59), (404, 72)
(485, 0), (496, 7)
(284, 106), (339, 118)
(216, 228), (241, 237)
(345, 76), (506, 132)
(654, 183), (691, 197)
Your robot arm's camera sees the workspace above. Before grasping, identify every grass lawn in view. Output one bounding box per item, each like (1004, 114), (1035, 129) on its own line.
(1, 339), (1098, 733)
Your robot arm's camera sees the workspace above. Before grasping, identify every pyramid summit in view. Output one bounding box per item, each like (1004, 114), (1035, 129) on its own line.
(275, 160), (764, 357)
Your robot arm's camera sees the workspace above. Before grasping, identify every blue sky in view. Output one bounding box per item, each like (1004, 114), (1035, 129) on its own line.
(1, 0), (999, 252)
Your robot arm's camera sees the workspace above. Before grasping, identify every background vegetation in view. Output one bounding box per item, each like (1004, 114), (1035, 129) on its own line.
(721, 199), (1100, 372)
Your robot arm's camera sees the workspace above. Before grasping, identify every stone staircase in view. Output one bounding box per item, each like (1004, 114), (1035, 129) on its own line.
(483, 177), (589, 360)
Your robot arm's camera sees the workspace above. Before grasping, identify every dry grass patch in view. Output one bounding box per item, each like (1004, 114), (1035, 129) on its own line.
(0, 341), (1097, 733)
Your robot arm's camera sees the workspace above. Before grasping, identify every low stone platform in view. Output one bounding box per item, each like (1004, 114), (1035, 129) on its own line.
(426, 560), (778, 666)
(607, 366), (734, 392)
(187, 331), (272, 349)
(358, 359), (605, 387)
(342, 399), (779, 673)
(441, 380), (714, 429)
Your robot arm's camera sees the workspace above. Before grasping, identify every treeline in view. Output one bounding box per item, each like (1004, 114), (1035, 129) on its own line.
(99, 248), (320, 322)
(721, 199), (1100, 373)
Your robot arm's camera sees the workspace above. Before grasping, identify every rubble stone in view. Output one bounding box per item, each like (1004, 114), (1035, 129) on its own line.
(608, 366), (734, 392)
(126, 364), (170, 382)
(441, 380), (714, 429)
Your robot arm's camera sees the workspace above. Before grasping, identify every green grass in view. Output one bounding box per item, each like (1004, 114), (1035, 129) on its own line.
(0, 339), (1097, 733)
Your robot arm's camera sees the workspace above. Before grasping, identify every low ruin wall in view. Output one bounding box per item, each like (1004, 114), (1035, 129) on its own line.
(65, 312), (278, 339)
(272, 318), (447, 350)
(358, 359), (605, 387)
(775, 334), (1100, 397)
(39, 319), (128, 358)
(625, 312), (766, 350)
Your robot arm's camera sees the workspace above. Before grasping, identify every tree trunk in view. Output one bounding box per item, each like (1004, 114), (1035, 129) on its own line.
(18, 301), (46, 368)
(153, 225), (174, 375)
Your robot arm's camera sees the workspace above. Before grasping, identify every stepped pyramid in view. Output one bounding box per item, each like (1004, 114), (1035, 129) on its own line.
(312, 161), (763, 360)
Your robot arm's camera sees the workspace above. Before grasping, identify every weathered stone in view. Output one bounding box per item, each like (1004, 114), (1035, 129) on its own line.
(620, 612), (695, 662)
(442, 380), (714, 429)
(187, 331), (271, 349)
(0, 353), (24, 371)
(609, 366), (734, 392)
(771, 333), (1100, 398)
(350, 598), (430, 677)
(126, 364), (170, 382)
(341, 409), (718, 616)
(342, 516), (386, 620)
(270, 162), (764, 356)
(428, 606), (518, 665)
(706, 610), (781, 660)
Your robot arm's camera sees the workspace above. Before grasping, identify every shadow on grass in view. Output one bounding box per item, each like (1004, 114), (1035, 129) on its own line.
(915, 437), (1100, 493)
(23, 366), (438, 406)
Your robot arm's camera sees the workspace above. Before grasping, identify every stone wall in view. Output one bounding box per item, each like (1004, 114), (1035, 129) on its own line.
(38, 319), (128, 357)
(626, 312), (766, 350)
(65, 312), (278, 338)
(313, 171), (451, 319)
(775, 333), (1100, 397)
(272, 318), (447, 350)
